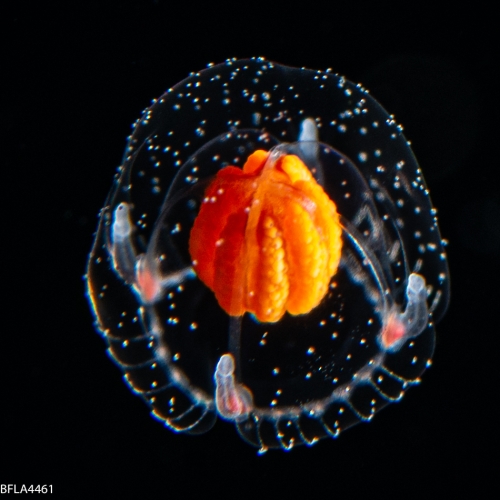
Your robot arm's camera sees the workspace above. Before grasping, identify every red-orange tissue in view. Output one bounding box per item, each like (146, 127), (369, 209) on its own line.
(188, 150), (342, 322)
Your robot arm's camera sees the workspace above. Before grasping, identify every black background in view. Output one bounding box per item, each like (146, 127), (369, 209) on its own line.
(4, 1), (498, 497)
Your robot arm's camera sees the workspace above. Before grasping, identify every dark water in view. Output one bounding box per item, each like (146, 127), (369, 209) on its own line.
(4, 2), (497, 497)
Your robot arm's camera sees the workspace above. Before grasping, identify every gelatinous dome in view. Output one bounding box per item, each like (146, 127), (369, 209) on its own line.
(86, 58), (449, 452)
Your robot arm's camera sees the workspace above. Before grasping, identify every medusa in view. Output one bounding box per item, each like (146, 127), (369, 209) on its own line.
(86, 58), (449, 452)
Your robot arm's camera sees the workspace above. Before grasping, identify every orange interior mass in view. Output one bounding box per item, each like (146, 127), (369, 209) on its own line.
(188, 150), (342, 322)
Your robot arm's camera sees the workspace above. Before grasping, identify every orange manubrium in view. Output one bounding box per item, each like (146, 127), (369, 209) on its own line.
(189, 150), (342, 322)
